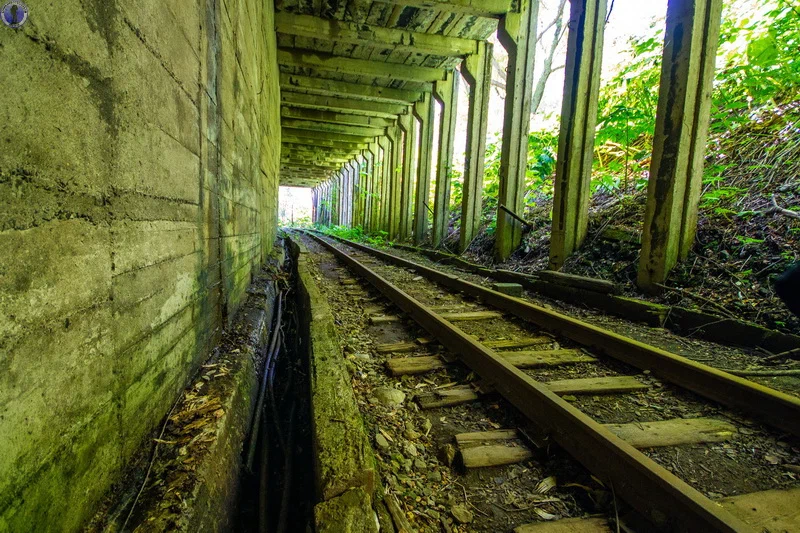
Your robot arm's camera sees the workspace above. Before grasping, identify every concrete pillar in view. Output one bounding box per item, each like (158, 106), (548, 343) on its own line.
(413, 94), (434, 245)
(368, 142), (380, 233)
(459, 41), (493, 253)
(639, 0), (722, 289)
(379, 137), (392, 233)
(331, 176), (339, 226)
(387, 127), (402, 240)
(549, 0), (607, 269)
(399, 114), (417, 241)
(432, 70), (459, 247)
(494, 0), (539, 261)
(312, 187), (318, 224)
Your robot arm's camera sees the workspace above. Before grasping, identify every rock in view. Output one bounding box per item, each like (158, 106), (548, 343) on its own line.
(404, 442), (418, 457)
(451, 504), (473, 524)
(374, 386), (406, 406)
(427, 470), (442, 483)
(375, 433), (390, 450)
(439, 444), (456, 466)
(421, 418), (433, 435)
(404, 421), (420, 440)
(413, 458), (427, 471)
(353, 352), (370, 361)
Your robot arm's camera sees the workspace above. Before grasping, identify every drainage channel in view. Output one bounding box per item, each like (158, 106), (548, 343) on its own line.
(236, 244), (314, 533)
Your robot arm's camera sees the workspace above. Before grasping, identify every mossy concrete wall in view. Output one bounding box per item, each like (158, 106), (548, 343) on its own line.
(0, 1), (280, 530)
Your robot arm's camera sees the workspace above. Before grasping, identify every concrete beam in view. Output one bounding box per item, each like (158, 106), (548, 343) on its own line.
(639, 0), (723, 289)
(277, 50), (447, 83)
(282, 121), (386, 138)
(283, 141), (369, 152)
(281, 91), (409, 118)
(432, 71), (459, 248)
(281, 106), (396, 128)
(283, 128), (378, 144)
(459, 41), (493, 253)
(275, 13), (480, 57)
(549, 0), (607, 269)
(494, 0), (539, 261)
(378, 0), (512, 18)
(280, 73), (427, 104)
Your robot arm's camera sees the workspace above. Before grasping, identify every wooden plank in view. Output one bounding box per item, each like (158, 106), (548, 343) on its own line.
(455, 429), (517, 446)
(440, 310), (503, 321)
(417, 386), (480, 409)
(546, 376), (648, 395)
(500, 349), (596, 368)
(536, 270), (618, 294)
(718, 488), (800, 531)
(369, 315), (401, 324)
(386, 356), (445, 376)
(514, 517), (613, 533)
(461, 444), (534, 468)
(605, 418), (736, 449)
(483, 337), (553, 349)
(375, 342), (417, 354)
(373, 311), (502, 323)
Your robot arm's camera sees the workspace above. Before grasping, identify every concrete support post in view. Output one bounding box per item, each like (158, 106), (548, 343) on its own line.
(331, 176), (340, 226)
(379, 136), (392, 233)
(398, 114), (417, 241)
(494, 0), (540, 261)
(432, 70), (459, 248)
(413, 94), (434, 244)
(459, 41), (493, 253)
(549, 0), (607, 270)
(368, 142), (380, 233)
(639, 0), (722, 289)
(353, 159), (362, 228)
(387, 127), (402, 240)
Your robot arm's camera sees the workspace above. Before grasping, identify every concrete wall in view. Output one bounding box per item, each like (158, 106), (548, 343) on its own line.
(0, 0), (280, 530)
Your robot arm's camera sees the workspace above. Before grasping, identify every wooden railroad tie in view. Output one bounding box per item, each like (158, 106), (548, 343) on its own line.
(387, 349), (595, 376)
(416, 377), (648, 409)
(455, 418), (736, 470)
(369, 310), (503, 325)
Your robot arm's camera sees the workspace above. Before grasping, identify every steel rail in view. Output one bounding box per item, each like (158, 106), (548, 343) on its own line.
(306, 232), (753, 532)
(316, 232), (800, 438)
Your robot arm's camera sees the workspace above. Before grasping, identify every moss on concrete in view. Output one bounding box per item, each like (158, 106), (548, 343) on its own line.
(0, 0), (282, 529)
(314, 488), (379, 533)
(289, 235), (378, 503)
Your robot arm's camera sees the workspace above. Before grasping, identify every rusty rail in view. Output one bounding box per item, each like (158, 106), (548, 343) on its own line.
(306, 232), (754, 532)
(316, 232), (800, 438)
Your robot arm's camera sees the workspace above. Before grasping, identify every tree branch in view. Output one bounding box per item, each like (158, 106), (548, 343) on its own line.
(763, 194), (800, 219)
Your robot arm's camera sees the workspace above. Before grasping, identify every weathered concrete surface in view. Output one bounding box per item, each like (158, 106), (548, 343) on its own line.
(117, 267), (278, 532)
(314, 488), (379, 533)
(0, 0), (281, 530)
(288, 235), (377, 505)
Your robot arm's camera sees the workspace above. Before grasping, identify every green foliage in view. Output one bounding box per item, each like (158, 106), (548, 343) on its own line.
(321, 225), (392, 247)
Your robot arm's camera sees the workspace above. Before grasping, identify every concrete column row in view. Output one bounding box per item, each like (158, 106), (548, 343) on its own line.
(312, 0), (721, 290)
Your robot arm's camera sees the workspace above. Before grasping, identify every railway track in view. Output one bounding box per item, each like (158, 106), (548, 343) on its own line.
(301, 231), (800, 532)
